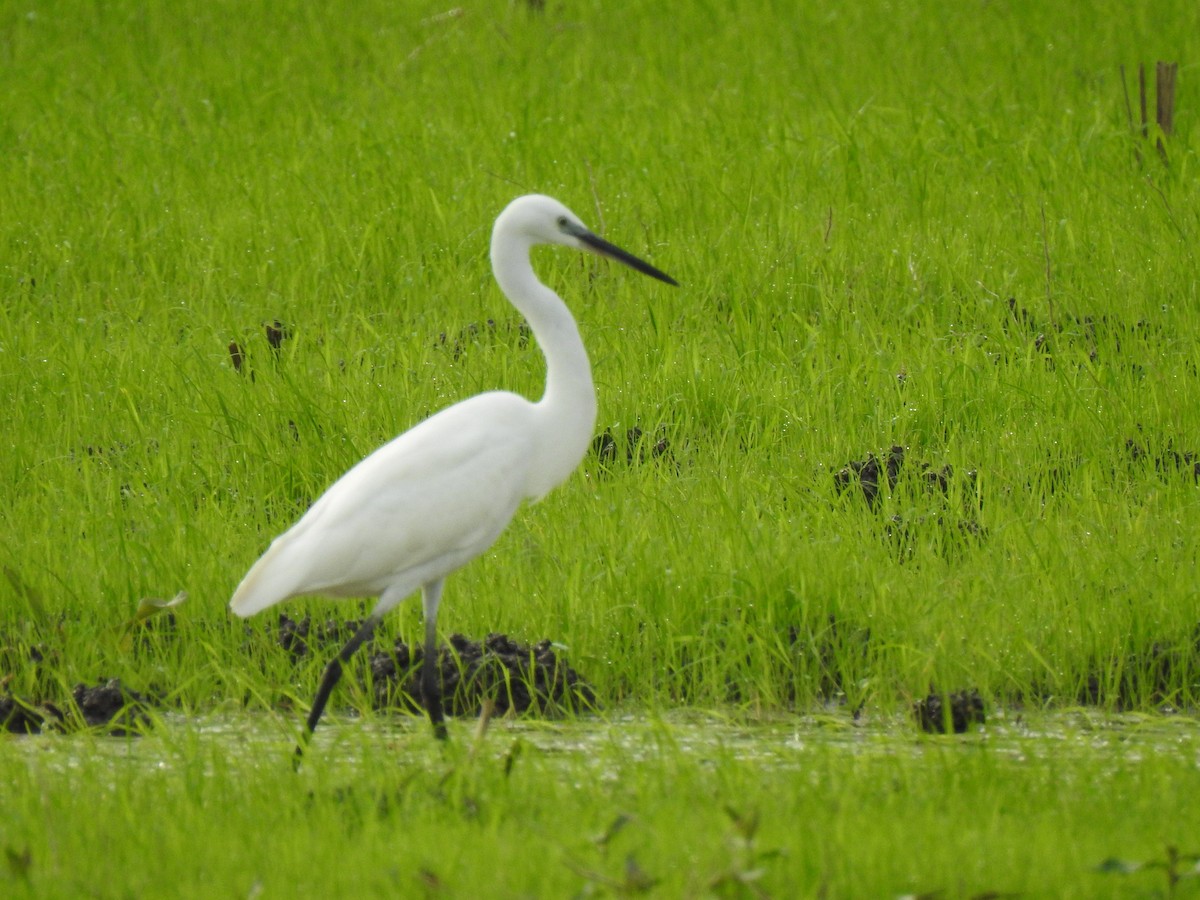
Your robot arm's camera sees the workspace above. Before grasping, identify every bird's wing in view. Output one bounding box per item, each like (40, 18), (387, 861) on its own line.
(230, 392), (537, 615)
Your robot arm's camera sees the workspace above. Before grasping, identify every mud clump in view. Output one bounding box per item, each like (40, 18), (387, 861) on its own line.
(271, 615), (598, 719)
(834, 446), (984, 554)
(1126, 433), (1200, 482)
(913, 689), (985, 734)
(370, 632), (598, 718)
(0, 695), (50, 734)
(1003, 298), (1161, 368)
(1, 678), (152, 735)
(72, 678), (153, 734)
(835, 445), (905, 510)
(263, 319), (290, 353)
(229, 319), (292, 378)
(591, 424), (673, 473)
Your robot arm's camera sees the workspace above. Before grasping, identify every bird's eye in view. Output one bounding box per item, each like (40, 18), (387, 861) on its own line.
(556, 216), (569, 229)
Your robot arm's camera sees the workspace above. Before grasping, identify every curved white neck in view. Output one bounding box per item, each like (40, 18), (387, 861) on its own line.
(491, 240), (597, 498)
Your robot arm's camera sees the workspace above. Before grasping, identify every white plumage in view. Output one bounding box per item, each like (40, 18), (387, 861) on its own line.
(230, 193), (676, 748)
(232, 393), (534, 614)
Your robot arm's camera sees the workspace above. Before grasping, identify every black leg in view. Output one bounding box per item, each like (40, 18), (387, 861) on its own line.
(295, 614), (380, 759)
(419, 580), (448, 741)
(421, 618), (448, 741)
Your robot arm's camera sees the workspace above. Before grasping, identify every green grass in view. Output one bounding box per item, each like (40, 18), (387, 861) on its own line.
(3, 0), (1200, 895)
(5, 713), (1200, 898)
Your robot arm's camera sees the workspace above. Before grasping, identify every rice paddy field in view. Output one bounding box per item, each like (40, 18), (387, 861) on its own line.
(3, 0), (1200, 896)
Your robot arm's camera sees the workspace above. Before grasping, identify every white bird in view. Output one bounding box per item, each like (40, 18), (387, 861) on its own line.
(230, 194), (676, 750)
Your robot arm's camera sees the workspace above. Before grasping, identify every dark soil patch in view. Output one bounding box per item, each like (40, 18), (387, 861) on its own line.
(835, 445), (905, 510)
(228, 319), (292, 378)
(1126, 432), (1200, 482)
(834, 445), (984, 554)
(228, 340), (247, 374)
(1023, 430), (1198, 503)
(369, 632), (598, 717)
(1057, 625), (1200, 711)
(1003, 298), (1162, 368)
(0, 694), (50, 734)
(913, 688), (985, 733)
(591, 424), (673, 472)
(0, 678), (152, 735)
(785, 614), (872, 706)
(71, 678), (152, 734)
(264, 319), (290, 353)
(272, 614), (598, 719)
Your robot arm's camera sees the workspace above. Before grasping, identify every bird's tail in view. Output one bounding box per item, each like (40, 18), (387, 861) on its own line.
(229, 541), (293, 617)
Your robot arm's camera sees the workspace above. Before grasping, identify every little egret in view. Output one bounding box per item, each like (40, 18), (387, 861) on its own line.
(230, 194), (676, 752)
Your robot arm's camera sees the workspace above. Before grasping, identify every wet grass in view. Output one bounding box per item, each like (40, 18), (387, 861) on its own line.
(5, 712), (1200, 897)
(2, 0), (1200, 895)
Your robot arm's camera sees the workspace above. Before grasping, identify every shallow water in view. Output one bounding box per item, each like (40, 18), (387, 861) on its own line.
(469, 707), (1200, 761)
(16, 707), (1198, 774)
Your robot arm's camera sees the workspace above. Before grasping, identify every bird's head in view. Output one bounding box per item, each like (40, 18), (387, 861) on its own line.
(495, 194), (677, 286)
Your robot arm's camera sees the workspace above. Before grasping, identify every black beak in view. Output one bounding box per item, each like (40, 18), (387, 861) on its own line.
(567, 225), (678, 287)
